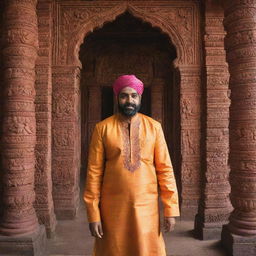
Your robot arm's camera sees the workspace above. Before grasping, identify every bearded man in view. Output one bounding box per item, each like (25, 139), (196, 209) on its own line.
(84, 74), (180, 256)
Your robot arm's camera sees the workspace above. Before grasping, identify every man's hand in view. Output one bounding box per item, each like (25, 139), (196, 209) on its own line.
(89, 221), (103, 238)
(163, 217), (176, 232)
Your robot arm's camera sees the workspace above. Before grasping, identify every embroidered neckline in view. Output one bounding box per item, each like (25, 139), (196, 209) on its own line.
(118, 113), (141, 172)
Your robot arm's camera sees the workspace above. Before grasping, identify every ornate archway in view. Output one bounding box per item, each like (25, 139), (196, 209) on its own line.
(51, 0), (202, 220)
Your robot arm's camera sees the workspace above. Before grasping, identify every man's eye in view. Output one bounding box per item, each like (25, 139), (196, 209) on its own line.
(132, 94), (138, 98)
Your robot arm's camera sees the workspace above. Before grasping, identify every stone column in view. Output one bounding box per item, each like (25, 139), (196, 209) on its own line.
(34, 0), (56, 237)
(221, 1), (256, 255)
(179, 65), (201, 219)
(0, 0), (4, 220)
(52, 66), (81, 219)
(0, 0), (46, 255)
(194, 0), (232, 240)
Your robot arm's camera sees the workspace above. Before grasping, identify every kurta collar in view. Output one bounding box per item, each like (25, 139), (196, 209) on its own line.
(116, 112), (140, 124)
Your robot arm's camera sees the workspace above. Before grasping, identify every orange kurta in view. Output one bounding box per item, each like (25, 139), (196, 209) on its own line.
(84, 113), (180, 256)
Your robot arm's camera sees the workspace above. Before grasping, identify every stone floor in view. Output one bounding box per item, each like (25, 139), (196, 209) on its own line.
(47, 201), (227, 256)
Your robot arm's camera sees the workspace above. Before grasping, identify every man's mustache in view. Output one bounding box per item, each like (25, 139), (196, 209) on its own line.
(124, 103), (137, 108)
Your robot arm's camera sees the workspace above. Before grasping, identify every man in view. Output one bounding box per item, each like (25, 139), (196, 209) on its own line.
(84, 74), (180, 256)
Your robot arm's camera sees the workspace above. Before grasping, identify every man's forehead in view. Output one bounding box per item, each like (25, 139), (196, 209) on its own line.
(119, 86), (138, 94)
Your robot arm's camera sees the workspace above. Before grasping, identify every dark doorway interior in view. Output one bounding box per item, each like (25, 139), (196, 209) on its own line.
(79, 12), (181, 207)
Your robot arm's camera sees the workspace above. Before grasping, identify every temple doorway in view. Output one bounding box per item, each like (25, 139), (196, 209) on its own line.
(79, 12), (181, 204)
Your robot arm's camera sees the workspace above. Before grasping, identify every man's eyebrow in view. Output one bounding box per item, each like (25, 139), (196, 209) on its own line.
(120, 92), (138, 96)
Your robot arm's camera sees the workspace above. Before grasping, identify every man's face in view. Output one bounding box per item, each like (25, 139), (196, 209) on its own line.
(118, 87), (141, 117)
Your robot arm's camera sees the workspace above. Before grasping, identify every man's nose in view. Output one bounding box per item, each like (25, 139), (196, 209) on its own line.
(127, 95), (133, 103)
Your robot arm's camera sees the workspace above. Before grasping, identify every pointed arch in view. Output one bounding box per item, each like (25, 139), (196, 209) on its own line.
(67, 3), (186, 67)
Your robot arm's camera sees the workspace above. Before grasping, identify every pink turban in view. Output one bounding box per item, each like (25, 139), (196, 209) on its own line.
(113, 75), (144, 96)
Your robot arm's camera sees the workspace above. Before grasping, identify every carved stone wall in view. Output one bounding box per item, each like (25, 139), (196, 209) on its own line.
(51, 0), (202, 219)
(52, 66), (81, 219)
(222, 0), (256, 255)
(35, 0), (56, 236)
(179, 65), (201, 218)
(194, 0), (232, 240)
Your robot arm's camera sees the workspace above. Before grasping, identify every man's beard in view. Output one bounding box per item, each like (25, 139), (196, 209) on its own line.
(118, 102), (141, 117)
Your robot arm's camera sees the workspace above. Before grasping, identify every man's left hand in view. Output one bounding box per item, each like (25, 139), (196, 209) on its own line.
(163, 217), (176, 232)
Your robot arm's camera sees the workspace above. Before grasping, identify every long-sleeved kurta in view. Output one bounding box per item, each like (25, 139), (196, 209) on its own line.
(84, 113), (180, 256)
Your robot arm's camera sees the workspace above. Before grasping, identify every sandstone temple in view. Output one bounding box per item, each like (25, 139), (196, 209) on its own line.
(0, 0), (255, 255)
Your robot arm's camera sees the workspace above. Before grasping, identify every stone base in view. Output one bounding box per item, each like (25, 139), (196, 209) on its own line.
(221, 224), (256, 256)
(37, 209), (57, 239)
(0, 225), (47, 256)
(55, 204), (79, 220)
(181, 205), (198, 220)
(194, 214), (223, 240)
(54, 192), (80, 220)
(45, 222), (56, 239)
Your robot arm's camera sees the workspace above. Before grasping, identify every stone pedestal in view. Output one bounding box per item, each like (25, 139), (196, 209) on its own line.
(222, 225), (256, 256)
(0, 226), (46, 256)
(195, 214), (228, 240)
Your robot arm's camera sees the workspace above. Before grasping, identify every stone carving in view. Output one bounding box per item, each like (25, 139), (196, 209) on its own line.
(53, 0), (200, 66)
(194, 0), (232, 240)
(0, 0), (42, 239)
(52, 91), (74, 118)
(181, 130), (199, 155)
(181, 98), (200, 120)
(3, 116), (35, 135)
(178, 66), (201, 219)
(221, 1), (256, 255)
(52, 66), (80, 219)
(26, 0), (57, 236)
(5, 29), (38, 46)
(53, 126), (75, 149)
(182, 163), (200, 183)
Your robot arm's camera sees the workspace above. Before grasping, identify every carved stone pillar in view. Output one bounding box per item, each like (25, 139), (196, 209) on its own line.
(221, 1), (256, 255)
(34, 0), (56, 237)
(179, 65), (201, 219)
(0, 0), (46, 255)
(194, 0), (232, 240)
(52, 66), (81, 219)
(0, 0), (4, 221)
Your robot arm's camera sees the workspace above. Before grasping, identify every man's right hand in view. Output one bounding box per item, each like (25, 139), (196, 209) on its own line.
(89, 221), (103, 239)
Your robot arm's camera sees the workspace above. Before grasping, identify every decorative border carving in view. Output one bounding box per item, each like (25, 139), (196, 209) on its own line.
(53, 0), (200, 67)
